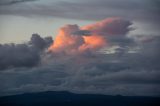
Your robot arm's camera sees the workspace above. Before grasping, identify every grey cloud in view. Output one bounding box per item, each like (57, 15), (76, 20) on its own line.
(0, 34), (53, 70)
(0, 0), (159, 35)
(0, 0), (159, 23)
(107, 36), (135, 47)
(0, 0), (38, 6)
(0, 17), (160, 96)
(0, 43), (40, 69)
(30, 33), (53, 51)
(0, 0), (158, 22)
(72, 30), (91, 36)
(0, 51), (160, 96)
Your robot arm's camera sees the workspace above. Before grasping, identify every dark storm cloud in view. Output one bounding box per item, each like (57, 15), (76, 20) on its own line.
(0, 34), (53, 70)
(0, 35), (160, 96)
(0, 43), (40, 69)
(0, 12), (159, 96)
(0, 44), (160, 96)
(0, 0), (38, 6)
(30, 34), (53, 51)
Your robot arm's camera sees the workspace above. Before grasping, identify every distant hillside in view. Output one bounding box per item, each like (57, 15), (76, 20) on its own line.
(0, 91), (159, 106)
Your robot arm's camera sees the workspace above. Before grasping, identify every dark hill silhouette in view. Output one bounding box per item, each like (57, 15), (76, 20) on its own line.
(0, 91), (159, 106)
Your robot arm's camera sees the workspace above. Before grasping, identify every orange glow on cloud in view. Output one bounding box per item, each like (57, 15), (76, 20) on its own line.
(79, 35), (107, 51)
(48, 17), (131, 54)
(48, 24), (107, 54)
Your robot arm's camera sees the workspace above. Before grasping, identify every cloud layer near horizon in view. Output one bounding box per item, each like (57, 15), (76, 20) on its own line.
(0, 18), (160, 96)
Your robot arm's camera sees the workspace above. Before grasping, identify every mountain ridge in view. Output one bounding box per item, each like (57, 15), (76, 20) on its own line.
(0, 91), (160, 106)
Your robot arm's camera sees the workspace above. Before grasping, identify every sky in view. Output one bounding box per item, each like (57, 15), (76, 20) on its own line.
(0, 0), (159, 43)
(0, 0), (160, 96)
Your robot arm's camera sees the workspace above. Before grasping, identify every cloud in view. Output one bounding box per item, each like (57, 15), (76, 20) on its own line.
(48, 24), (85, 54)
(0, 18), (160, 97)
(72, 30), (91, 36)
(82, 17), (132, 36)
(0, 46), (160, 96)
(0, 0), (159, 38)
(0, 0), (38, 6)
(0, 34), (53, 70)
(49, 18), (132, 54)
(1, 0), (158, 20)
(0, 0), (159, 32)
(30, 33), (53, 51)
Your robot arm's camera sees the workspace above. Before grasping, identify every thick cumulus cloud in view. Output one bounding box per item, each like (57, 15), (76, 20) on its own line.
(49, 18), (132, 54)
(30, 34), (53, 51)
(0, 34), (53, 70)
(48, 24), (85, 54)
(0, 18), (160, 97)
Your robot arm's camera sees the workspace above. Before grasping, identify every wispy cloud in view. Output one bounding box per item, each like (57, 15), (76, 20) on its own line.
(0, 0), (38, 6)
(0, 0), (159, 35)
